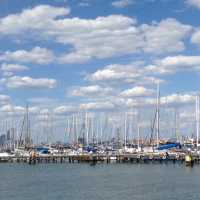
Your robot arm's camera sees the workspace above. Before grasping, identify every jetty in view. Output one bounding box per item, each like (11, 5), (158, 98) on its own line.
(0, 153), (199, 166)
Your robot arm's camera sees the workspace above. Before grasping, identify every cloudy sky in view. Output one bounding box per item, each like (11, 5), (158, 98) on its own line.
(0, 0), (200, 141)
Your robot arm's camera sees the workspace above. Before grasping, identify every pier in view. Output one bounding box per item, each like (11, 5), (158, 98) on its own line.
(1, 153), (200, 166)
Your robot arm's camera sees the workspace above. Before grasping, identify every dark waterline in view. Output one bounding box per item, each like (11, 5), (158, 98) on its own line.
(0, 163), (199, 200)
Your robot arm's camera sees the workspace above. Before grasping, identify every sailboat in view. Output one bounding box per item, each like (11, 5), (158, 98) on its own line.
(14, 104), (31, 157)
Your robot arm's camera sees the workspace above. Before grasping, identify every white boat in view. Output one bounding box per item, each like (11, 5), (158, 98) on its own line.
(14, 148), (30, 157)
(0, 152), (13, 157)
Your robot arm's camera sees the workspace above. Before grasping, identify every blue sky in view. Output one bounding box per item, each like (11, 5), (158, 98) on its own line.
(0, 0), (200, 141)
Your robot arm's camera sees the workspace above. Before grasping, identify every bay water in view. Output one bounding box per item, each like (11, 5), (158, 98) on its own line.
(0, 163), (199, 200)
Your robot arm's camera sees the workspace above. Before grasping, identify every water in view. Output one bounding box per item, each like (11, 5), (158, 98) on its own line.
(0, 163), (200, 200)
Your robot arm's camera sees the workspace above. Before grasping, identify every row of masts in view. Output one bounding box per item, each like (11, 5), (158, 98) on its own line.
(0, 83), (200, 149)
(65, 83), (200, 150)
(0, 104), (31, 150)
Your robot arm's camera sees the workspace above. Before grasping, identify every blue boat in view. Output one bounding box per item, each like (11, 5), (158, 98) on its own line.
(157, 143), (181, 151)
(35, 147), (50, 154)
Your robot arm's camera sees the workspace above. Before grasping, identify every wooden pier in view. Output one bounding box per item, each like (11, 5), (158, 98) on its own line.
(1, 153), (200, 165)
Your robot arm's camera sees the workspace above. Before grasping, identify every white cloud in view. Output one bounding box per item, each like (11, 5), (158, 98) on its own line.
(132, 76), (164, 85)
(186, 0), (200, 9)
(0, 5), (191, 64)
(59, 53), (91, 64)
(161, 93), (196, 105)
(0, 104), (25, 114)
(0, 47), (55, 64)
(124, 93), (196, 108)
(112, 0), (134, 8)
(147, 55), (200, 75)
(87, 63), (163, 85)
(71, 85), (114, 97)
(0, 104), (41, 115)
(28, 97), (58, 105)
(0, 94), (10, 105)
(58, 17), (191, 61)
(54, 105), (76, 115)
(0, 5), (70, 35)
(87, 63), (142, 82)
(1, 63), (29, 72)
(79, 101), (115, 110)
(1, 76), (57, 89)
(160, 55), (200, 68)
(120, 86), (154, 97)
(140, 18), (192, 54)
(0, 6), (140, 62)
(191, 30), (200, 44)
(56, 15), (141, 63)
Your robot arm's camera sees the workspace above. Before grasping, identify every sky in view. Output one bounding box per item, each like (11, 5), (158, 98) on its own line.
(0, 0), (200, 142)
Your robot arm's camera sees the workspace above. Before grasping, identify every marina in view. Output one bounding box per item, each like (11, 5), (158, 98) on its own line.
(0, 83), (200, 167)
(0, 150), (198, 166)
(1, 1), (200, 199)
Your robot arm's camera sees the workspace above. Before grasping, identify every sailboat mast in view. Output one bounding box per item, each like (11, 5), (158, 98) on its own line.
(124, 112), (127, 150)
(137, 124), (140, 151)
(25, 103), (31, 147)
(196, 95), (199, 150)
(100, 116), (103, 145)
(156, 82), (160, 148)
(85, 112), (89, 146)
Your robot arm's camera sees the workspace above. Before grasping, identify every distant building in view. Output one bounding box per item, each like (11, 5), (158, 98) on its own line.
(0, 134), (6, 145)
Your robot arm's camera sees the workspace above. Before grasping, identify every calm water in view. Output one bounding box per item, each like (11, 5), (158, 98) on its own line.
(0, 163), (200, 200)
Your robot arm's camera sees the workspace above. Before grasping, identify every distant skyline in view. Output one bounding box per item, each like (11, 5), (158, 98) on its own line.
(0, 0), (200, 141)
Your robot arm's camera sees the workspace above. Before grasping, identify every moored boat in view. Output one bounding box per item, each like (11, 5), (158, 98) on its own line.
(185, 154), (194, 167)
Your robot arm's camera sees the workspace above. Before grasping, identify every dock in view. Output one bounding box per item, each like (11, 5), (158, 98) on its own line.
(1, 153), (200, 165)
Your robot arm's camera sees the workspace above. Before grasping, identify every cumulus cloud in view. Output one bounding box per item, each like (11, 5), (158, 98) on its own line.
(87, 54), (200, 86)
(124, 93), (196, 108)
(0, 104), (41, 115)
(1, 76), (57, 89)
(147, 55), (200, 75)
(1, 63), (29, 72)
(112, 0), (134, 8)
(0, 47), (55, 64)
(140, 18), (192, 54)
(56, 15), (141, 63)
(0, 94), (11, 105)
(191, 30), (200, 44)
(1, 63), (29, 76)
(186, 0), (200, 9)
(28, 97), (58, 105)
(87, 63), (163, 85)
(0, 104), (25, 114)
(120, 86), (155, 97)
(79, 101), (115, 111)
(54, 105), (77, 115)
(0, 5), (192, 64)
(159, 55), (200, 69)
(161, 93), (196, 105)
(87, 64), (142, 82)
(0, 5), (70, 35)
(71, 85), (114, 97)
